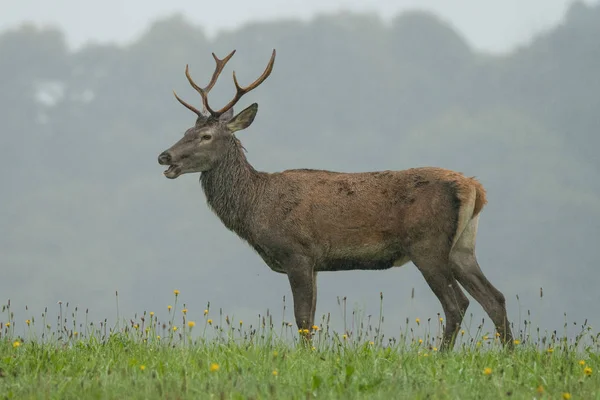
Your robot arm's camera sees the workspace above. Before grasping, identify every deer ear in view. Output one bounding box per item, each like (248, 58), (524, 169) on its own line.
(219, 108), (234, 122)
(226, 103), (258, 133)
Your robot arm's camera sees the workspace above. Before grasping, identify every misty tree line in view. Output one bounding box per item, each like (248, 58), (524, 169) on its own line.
(1, 1), (598, 329)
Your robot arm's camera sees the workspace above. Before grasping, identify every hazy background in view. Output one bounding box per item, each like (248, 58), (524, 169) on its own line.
(1, 0), (599, 340)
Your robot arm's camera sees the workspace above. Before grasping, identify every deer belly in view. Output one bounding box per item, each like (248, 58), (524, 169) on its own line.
(320, 258), (395, 271)
(317, 255), (410, 271)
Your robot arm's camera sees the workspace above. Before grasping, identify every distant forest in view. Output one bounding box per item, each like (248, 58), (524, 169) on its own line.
(1, 2), (598, 334)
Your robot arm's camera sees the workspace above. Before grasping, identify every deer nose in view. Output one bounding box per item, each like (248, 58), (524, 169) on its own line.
(158, 151), (172, 165)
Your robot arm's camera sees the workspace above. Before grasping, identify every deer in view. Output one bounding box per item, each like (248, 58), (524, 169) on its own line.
(157, 49), (514, 350)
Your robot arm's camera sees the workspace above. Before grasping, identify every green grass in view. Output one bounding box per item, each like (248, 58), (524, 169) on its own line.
(1, 292), (599, 399)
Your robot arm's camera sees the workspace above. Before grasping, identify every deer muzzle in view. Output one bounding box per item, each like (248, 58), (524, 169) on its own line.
(158, 151), (182, 179)
(158, 151), (172, 165)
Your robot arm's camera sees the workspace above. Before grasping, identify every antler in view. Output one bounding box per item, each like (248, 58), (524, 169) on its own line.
(174, 49), (276, 119)
(173, 50), (236, 117)
(206, 49), (276, 118)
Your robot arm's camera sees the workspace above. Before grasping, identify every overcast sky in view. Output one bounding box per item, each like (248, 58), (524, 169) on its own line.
(2, 0), (598, 53)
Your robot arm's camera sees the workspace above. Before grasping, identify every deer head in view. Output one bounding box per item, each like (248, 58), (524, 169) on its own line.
(158, 49), (276, 179)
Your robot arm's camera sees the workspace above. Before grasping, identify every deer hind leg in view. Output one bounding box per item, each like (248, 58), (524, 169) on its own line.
(450, 215), (514, 347)
(411, 243), (470, 351)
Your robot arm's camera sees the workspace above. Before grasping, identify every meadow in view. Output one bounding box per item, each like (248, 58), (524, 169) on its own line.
(1, 291), (599, 399)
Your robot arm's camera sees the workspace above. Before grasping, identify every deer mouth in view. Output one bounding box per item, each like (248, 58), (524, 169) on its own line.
(163, 164), (182, 179)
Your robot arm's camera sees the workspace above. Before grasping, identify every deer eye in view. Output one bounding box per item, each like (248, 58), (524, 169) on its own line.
(202, 134), (212, 141)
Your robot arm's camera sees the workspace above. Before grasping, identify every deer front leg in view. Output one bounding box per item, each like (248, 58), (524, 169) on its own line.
(285, 256), (316, 344)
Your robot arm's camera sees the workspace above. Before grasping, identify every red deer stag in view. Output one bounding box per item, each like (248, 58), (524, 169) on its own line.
(157, 49), (513, 350)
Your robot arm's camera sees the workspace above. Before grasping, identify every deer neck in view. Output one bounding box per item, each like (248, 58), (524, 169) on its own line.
(200, 137), (264, 239)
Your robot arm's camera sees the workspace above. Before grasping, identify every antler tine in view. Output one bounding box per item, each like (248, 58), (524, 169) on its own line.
(172, 89), (203, 117)
(173, 50), (235, 117)
(183, 50), (236, 114)
(211, 49), (277, 117)
(205, 51), (236, 92)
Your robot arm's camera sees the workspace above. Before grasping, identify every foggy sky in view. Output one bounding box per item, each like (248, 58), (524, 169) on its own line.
(2, 0), (599, 53)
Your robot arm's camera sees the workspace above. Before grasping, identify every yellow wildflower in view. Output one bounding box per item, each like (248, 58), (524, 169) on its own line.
(133, 324), (139, 329)
(312, 325), (319, 331)
(26, 319), (31, 326)
(584, 366), (592, 376)
(173, 326), (178, 331)
(483, 335), (489, 341)
(203, 309), (208, 316)
(182, 308), (187, 314)
(418, 339), (423, 344)
(272, 370), (278, 376)
(433, 347), (438, 352)
(156, 335), (161, 340)
(188, 321), (196, 328)
(12, 341), (20, 348)
(210, 363), (219, 372)
(342, 334), (347, 340)
(149, 312), (154, 317)
(369, 341), (375, 346)
(239, 320), (243, 326)
(173, 290), (180, 295)
(562, 393), (571, 400)
(547, 348), (554, 353)
(167, 305), (172, 311)
(461, 330), (465, 336)
(439, 317), (443, 322)
(536, 385), (544, 394)
(6, 322), (10, 327)
(140, 365), (146, 371)
(207, 319), (213, 325)
(513, 339), (521, 345)
(483, 367), (492, 376)
(579, 360), (586, 366)
(73, 331), (78, 336)
(415, 318), (420, 325)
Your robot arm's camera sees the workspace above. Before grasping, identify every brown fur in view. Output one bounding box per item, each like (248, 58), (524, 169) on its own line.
(158, 50), (513, 350)
(471, 177), (488, 217)
(194, 140), (513, 350)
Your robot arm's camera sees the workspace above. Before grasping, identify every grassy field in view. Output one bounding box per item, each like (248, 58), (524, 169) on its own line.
(1, 292), (599, 399)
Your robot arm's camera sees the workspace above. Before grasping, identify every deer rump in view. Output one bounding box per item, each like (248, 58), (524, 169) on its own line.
(247, 166), (485, 274)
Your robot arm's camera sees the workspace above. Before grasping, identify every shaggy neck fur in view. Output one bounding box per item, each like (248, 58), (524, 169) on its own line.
(200, 136), (265, 240)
